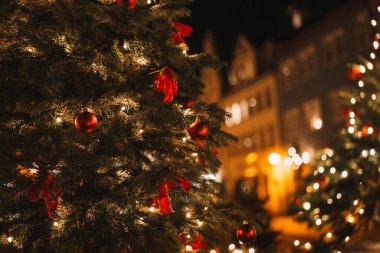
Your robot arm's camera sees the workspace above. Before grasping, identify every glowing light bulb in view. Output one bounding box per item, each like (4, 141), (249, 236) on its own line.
(313, 183), (319, 190)
(359, 208), (364, 215)
(121, 106), (126, 111)
(368, 127), (374, 134)
(353, 200), (359, 206)
(372, 94), (377, 100)
(182, 137), (187, 142)
(362, 150), (369, 157)
(312, 118), (323, 130)
(318, 167), (324, 173)
(370, 52), (376, 59)
(370, 149), (375, 156)
(367, 62), (373, 70)
(345, 236), (350, 243)
(149, 206), (155, 212)
(147, 0), (152, 3)
(341, 170), (348, 178)
(330, 167), (336, 174)
(349, 118), (355, 125)
(371, 19), (377, 26)
(304, 242), (312, 250)
(53, 221), (59, 227)
(302, 152), (310, 164)
(348, 126), (354, 134)
(336, 193), (342, 199)
(315, 219), (322, 225)
(139, 129), (144, 134)
(374, 41), (379, 49)
(228, 244), (236, 250)
(7, 236), (13, 243)
(210, 250), (217, 253)
(249, 248), (255, 253)
(350, 98), (356, 104)
(326, 232), (333, 239)
(303, 202), (311, 210)
(327, 198), (333, 204)
(268, 153), (281, 165)
(197, 220), (203, 226)
(185, 245), (192, 251)
(346, 215), (355, 223)
(56, 117), (62, 123)
(294, 240), (300, 246)
(186, 212), (191, 218)
(288, 147), (296, 156)
(284, 157), (293, 166)
(294, 156), (303, 166)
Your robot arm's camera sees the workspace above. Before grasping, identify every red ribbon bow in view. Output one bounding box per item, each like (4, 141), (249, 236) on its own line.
(171, 22), (193, 45)
(153, 66), (178, 104)
(117, 0), (136, 8)
(27, 173), (62, 218)
(158, 176), (191, 215)
(178, 232), (207, 250)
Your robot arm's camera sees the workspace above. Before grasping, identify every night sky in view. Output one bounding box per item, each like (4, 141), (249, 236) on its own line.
(185, 0), (351, 61)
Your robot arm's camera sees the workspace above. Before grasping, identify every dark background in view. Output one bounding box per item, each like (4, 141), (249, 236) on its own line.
(185, 0), (351, 61)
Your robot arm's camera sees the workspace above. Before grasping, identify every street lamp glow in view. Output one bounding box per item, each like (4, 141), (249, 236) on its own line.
(268, 152), (281, 165)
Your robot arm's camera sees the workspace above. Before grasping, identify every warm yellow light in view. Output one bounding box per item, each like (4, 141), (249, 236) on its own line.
(294, 240), (300, 246)
(7, 236), (13, 243)
(326, 232), (333, 239)
(53, 221), (59, 227)
(367, 62), (374, 70)
(288, 147), (296, 156)
(228, 244), (236, 250)
(315, 219), (322, 226)
(294, 156), (303, 166)
(348, 126), (354, 134)
(371, 19), (377, 26)
(312, 118), (323, 130)
(370, 52), (376, 59)
(346, 214), (355, 224)
(185, 245), (192, 251)
(245, 152), (258, 165)
(56, 117), (62, 123)
(149, 207), (155, 212)
(197, 220), (203, 226)
(304, 242), (312, 250)
(121, 106), (126, 111)
(318, 167), (324, 173)
(359, 208), (364, 215)
(303, 202), (311, 210)
(186, 212), (191, 218)
(210, 250), (217, 253)
(341, 170), (348, 178)
(284, 157), (293, 166)
(313, 183), (319, 190)
(182, 137), (187, 142)
(248, 248), (255, 253)
(374, 41), (379, 49)
(268, 152), (281, 165)
(345, 236), (350, 243)
(302, 152), (310, 164)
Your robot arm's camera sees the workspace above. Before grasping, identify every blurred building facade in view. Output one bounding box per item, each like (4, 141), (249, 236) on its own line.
(201, 0), (374, 215)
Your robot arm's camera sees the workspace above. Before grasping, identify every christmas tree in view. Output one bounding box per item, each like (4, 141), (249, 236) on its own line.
(292, 17), (380, 253)
(0, 1), (265, 252)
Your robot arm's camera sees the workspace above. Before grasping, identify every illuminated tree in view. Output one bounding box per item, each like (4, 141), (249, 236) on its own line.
(0, 1), (264, 252)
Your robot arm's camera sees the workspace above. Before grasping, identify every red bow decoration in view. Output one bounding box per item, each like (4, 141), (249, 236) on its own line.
(178, 232), (207, 250)
(171, 22), (193, 45)
(158, 176), (191, 215)
(153, 67), (178, 104)
(27, 173), (62, 218)
(117, 0), (136, 8)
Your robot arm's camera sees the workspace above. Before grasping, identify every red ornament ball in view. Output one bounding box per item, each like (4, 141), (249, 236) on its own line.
(189, 121), (209, 140)
(348, 66), (363, 80)
(236, 224), (257, 244)
(126, 0), (136, 8)
(75, 111), (98, 133)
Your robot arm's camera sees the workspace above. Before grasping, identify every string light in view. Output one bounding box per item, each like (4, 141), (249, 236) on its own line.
(147, 0), (152, 3)
(371, 19), (377, 26)
(318, 166), (325, 173)
(359, 208), (364, 215)
(347, 126), (354, 134)
(7, 236), (13, 243)
(121, 106), (126, 111)
(182, 137), (187, 142)
(56, 117), (63, 123)
(210, 250), (217, 253)
(358, 80), (364, 87)
(53, 221), (59, 227)
(313, 183), (320, 190)
(326, 232), (333, 239)
(315, 218), (322, 226)
(327, 198), (333, 204)
(294, 240), (300, 246)
(370, 149), (376, 156)
(372, 94), (377, 100)
(345, 236), (350, 243)
(370, 52), (376, 59)
(373, 41), (379, 49)
(346, 214), (355, 224)
(228, 244), (236, 250)
(248, 248), (255, 253)
(185, 212), (192, 218)
(350, 98), (356, 104)
(139, 129), (144, 134)
(366, 62), (374, 70)
(303, 202), (311, 210)
(185, 245), (192, 251)
(304, 242), (312, 250)
(341, 170), (348, 178)
(353, 200), (359, 206)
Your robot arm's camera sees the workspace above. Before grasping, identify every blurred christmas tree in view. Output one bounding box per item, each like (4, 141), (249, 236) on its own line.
(0, 0), (266, 252)
(292, 11), (380, 253)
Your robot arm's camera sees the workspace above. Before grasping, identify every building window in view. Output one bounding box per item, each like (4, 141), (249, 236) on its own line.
(264, 88), (272, 109)
(328, 89), (344, 124)
(283, 107), (302, 143)
(323, 28), (345, 66)
(303, 98), (323, 131)
(281, 59), (297, 89)
(298, 46), (316, 80)
(356, 12), (371, 50)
